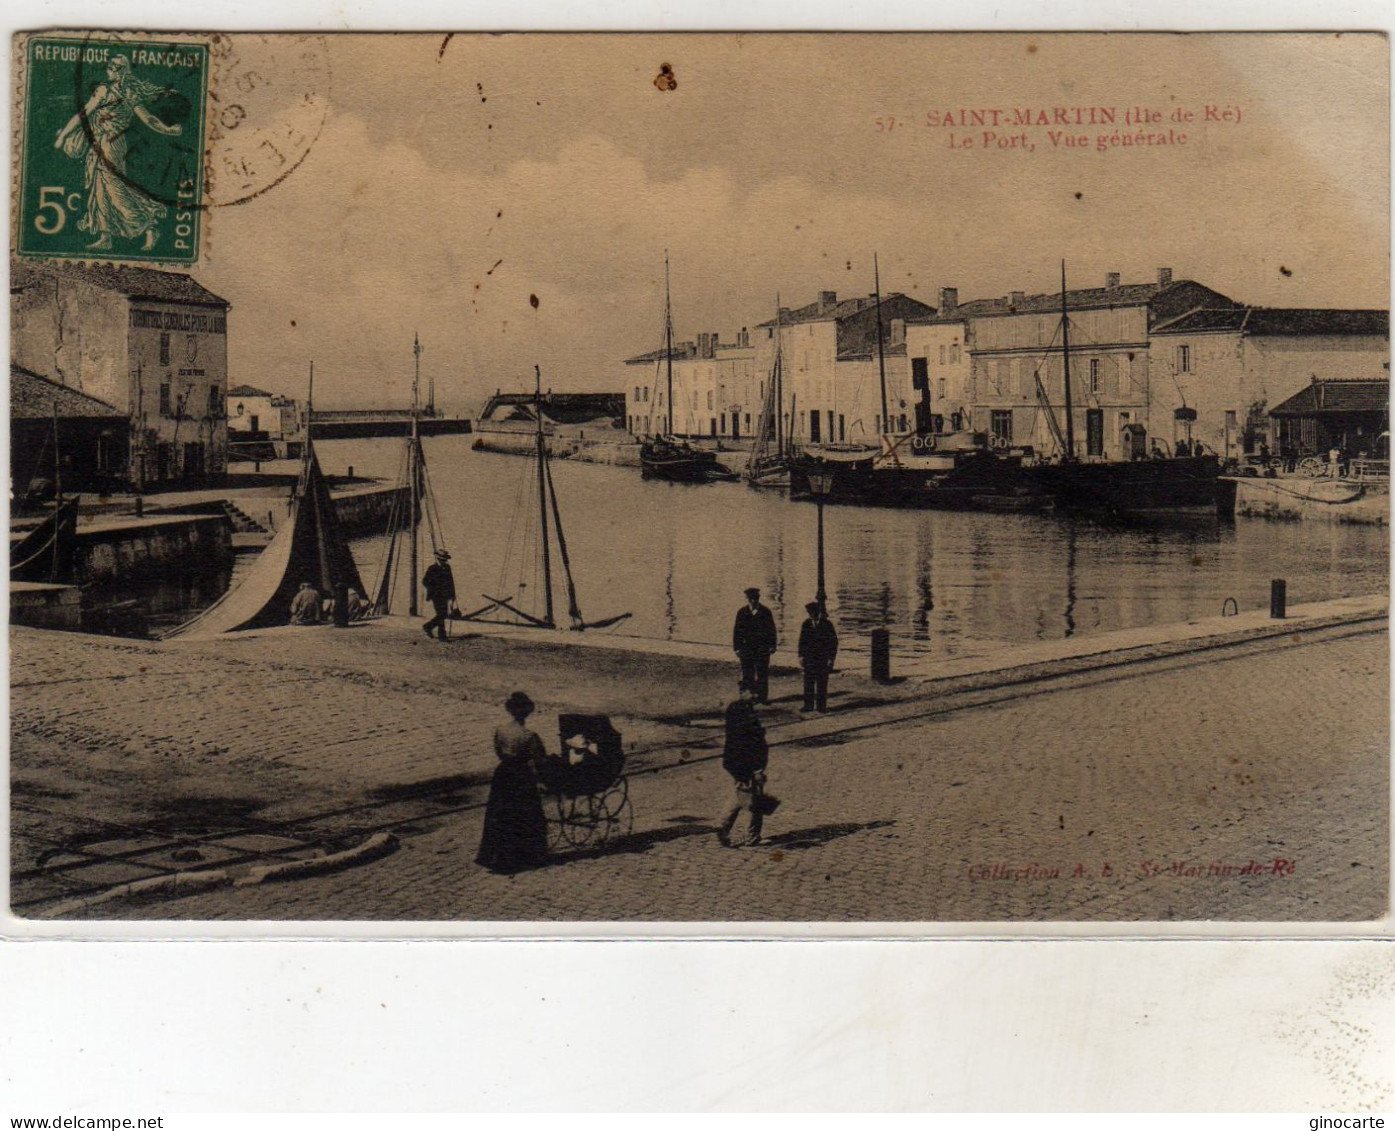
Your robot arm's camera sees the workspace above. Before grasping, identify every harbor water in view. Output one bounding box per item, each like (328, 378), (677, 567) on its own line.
(272, 436), (1395, 659)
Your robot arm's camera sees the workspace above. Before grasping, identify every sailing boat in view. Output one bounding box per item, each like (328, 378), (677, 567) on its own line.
(745, 299), (793, 489)
(639, 252), (726, 484)
(461, 366), (630, 632)
(368, 333), (451, 615)
(789, 255), (1021, 508)
(163, 363), (367, 638)
(1022, 262), (1222, 518)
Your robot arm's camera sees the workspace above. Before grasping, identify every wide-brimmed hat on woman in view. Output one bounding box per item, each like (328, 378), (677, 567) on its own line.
(504, 690), (535, 717)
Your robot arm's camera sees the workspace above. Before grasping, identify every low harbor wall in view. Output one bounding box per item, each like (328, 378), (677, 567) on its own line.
(1225, 476), (1389, 526)
(161, 484), (410, 538)
(333, 485), (411, 537)
(74, 515), (234, 586)
(10, 582), (83, 630)
(472, 430), (751, 472)
(310, 418), (471, 439)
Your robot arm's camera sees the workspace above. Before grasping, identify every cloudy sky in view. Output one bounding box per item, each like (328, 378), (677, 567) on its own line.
(195, 33), (1389, 411)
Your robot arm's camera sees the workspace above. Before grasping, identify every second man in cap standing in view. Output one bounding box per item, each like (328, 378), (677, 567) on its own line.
(732, 586), (777, 704)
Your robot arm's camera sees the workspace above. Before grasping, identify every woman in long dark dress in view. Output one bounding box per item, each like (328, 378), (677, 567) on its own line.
(476, 691), (549, 874)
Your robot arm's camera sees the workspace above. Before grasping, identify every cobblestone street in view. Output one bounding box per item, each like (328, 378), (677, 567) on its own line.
(10, 618), (1388, 923)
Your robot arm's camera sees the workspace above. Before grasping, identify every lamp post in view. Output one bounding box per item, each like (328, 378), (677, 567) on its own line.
(807, 469), (834, 613)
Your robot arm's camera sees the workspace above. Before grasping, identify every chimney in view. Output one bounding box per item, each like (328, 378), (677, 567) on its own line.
(740, 327), (749, 348)
(710, 331), (720, 354)
(696, 332), (708, 358)
(939, 287), (959, 313)
(1158, 267), (1173, 286)
(1106, 272), (1121, 290)
(819, 290), (837, 312)
(1009, 291), (1025, 308)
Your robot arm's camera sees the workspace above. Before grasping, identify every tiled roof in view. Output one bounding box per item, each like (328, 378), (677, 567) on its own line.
(907, 298), (1003, 325)
(757, 292), (929, 328)
(11, 364), (124, 420)
(1154, 307), (1389, 336)
(11, 259), (228, 307)
(963, 280), (1181, 317)
(1269, 380), (1390, 416)
(624, 342), (699, 365)
(228, 384), (274, 398)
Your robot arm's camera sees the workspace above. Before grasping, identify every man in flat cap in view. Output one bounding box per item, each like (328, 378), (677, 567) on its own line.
(798, 600), (839, 713)
(422, 548), (458, 640)
(732, 586), (777, 704)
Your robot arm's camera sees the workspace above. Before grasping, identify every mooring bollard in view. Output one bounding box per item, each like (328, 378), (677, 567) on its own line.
(347, 465), (354, 478)
(1270, 578), (1287, 620)
(333, 582), (350, 628)
(871, 627), (891, 682)
(134, 496), (143, 518)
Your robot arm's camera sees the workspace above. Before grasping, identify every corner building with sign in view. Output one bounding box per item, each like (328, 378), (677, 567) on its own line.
(11, 260), (230, 489)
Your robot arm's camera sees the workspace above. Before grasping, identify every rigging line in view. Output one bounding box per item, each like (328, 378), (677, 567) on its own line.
(1053, 319), (1144, 395)
(369, 442), (412, 608)
(496, 447), (533, 597)
(543, 454), (583, 625)
(369, 496), (401, 611)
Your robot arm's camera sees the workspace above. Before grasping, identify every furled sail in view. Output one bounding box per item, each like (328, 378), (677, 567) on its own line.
(163, 444), (365, 638)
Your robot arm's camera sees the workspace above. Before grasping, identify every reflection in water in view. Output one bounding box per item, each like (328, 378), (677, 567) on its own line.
(125, 567), (233, 634)
(664, 528), (677, 642)
(1063, 518), (1078, 638)
(156, 437), (1391, 658)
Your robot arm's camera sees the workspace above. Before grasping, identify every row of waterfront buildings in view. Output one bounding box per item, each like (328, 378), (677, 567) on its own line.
(620, 269), (1389, 462)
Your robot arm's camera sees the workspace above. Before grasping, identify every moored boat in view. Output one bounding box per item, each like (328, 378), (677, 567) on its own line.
(639, 435), (726, 482)
(1016, 262), (1223, 519)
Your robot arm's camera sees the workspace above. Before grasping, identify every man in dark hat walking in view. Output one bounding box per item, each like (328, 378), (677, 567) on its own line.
(422, 548), (457, 640)
(732, 586), (777, 703)
(798, 600), (839, 713)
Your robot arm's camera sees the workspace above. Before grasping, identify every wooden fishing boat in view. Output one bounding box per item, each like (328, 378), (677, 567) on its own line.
(789, 255), (1028, 509)
(1017, 263), (1221, 519)
(163, 365), (366, 638)
(744, 299), (793, 490)
(637, 252), (727, 485)
(640, 436), (726, 482)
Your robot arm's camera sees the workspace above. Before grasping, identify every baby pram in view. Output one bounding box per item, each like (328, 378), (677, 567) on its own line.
(536, 714), (632, 849)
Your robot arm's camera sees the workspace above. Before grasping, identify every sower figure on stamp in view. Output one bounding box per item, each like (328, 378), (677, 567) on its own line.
(422, 549), (457, 640)
(54, 56), (183, 252)
(798, 600), (839, 713)
(732, 586), (777, 704)
(717, 686), (773, 848)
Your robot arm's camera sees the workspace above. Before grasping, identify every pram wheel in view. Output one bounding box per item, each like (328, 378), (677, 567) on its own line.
(592, 776), (633, 845)
(547, 775), (632, 850)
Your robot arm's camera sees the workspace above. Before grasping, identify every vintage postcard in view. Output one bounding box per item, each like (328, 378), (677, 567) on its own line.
(7, 31), (1389, 928)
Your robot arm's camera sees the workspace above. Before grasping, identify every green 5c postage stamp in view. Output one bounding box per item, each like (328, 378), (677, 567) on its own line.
(17, 35), (209, 264)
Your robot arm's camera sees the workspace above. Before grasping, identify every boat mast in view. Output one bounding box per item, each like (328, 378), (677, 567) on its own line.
(409, 334), (421, 617)
(1060, 260), (1076, 462)
(534, 364), (555, 628)
(304, 361), (314, 477)
(51, 401), (61, 504)
(775, 295), (784, 454)
(874, 253), (889, 439)
(664, 250), (674, 437)
(50, 402), (62, 583)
